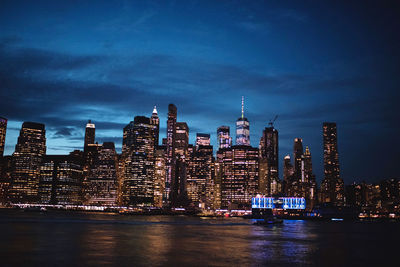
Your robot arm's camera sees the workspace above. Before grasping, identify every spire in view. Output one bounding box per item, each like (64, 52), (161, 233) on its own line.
(152, 105), (158, 114)
(305, 146), (310, 155)
(241, 96), (244, 119)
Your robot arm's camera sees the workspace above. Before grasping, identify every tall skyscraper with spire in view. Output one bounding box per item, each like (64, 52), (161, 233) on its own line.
(150, 106), (159, 146)
(236, 96), (250, 146)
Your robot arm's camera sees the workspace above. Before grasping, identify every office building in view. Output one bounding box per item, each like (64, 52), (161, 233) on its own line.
(165, 104), (177, 204)
(0, 117), (7, 157)
(217, 145), (258, 209)
(85, 142), (118, 206)
(320, 122), (344, 206)
(150, 106), (160, 146)
(9, 122), (46, 203)
(217, 126), (231, 150)
(122, 116), (156, 206)
(84, 120), (95, 152)
(196, 133), (210, 147)
(259, 126), (280, 195)
(236, 96), (250, 146)
(39, 154), (83, 205)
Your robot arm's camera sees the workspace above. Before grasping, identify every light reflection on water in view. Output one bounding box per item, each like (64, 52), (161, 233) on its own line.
(0, 211), (399, 266)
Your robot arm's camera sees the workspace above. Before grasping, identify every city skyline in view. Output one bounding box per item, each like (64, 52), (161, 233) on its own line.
(1, 1), (399, 184)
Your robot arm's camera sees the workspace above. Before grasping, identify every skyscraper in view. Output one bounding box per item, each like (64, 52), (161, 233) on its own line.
(0, 117), (7, 157)
(188, 143), (214, 208)
(85, 142), (118, 206)
(172, 122), (190, 207)
(217, 145), (258, 209)
(154, 146), (166, 208)
(10, 122), (46, 203)
(293, 138), (303, 181)
(259, 126), (280, 195)
(84, 120), (95, 152)
(175, 122), (189, 157)
(235, 96), (250, 146)
(150, 106), (160, 146)
(39, 154), (83, 205)
(122, 116), (156, 206)
(165, 104), (177, 205)
(321, 122), (344, 205)
(196, 133), (210, 147)
(217, 126), (231, 150)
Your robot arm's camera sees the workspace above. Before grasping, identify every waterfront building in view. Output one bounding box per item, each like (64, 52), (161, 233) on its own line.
(85, 142), (118, 206)
(0, 117), (7, 157)
(154, 146), (166, 208)
(217, 126), (231, 149)
(259, 126), (280, 196)
(235, 96), (250, 146)
(122, 116), (156, 206)
(9, 122), (46, 203)
(217, 145), (258, 209)
(39, 154), (83, 205)
(165, 104), (177, 204)
(320, 122), (344, 206)
(0, 156), (12, 204)
(172, 122), (189, 207)
(187, 144), (214, 208)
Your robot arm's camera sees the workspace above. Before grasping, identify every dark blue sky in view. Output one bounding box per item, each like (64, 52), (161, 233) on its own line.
(1, 0), (399, 184)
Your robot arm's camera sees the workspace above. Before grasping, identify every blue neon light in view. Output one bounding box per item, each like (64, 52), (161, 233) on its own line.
(251, 197), (306, 210)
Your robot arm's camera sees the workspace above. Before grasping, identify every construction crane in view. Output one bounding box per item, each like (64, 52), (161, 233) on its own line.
(268, 115), (278, 127)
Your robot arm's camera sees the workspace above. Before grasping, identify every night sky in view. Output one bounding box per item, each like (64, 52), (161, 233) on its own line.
(1, 1), (399, 184)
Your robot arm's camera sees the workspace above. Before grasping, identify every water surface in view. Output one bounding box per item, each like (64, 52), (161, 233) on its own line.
(0, 211), (398, 266)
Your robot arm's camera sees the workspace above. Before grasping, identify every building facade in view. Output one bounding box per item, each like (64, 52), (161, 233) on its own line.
(9, 122), (46, 203)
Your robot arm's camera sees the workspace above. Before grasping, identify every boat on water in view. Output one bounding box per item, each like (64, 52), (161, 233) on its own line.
(253, 217), (283, 225)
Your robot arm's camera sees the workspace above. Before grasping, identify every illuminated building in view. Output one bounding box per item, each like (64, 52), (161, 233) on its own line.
(154, 146), (166, 207)
(187, 144), (214, 208)
(293, 138), (303, 181)
(320, 122), (344, 206)
(165, 104), (177, 204)
(303, 146), (317, 207)
(39, 154), (83, 205)
(122, 116), (156, 206)
(172, 122), (189, 207)
(259, 126), (280, 196)
(0, 156), (12, 204)
(283, 155), (294, 188)
(175, 122), (189, 157)
(217, 126), (231, 149)
(196, 133), (210, 147)
(85, 142), (118, 206)
(150, 106), (160, 146)
(0, 117), (7, 157)
(251, 197), (306, 209)
(235, 96), (250, 146)
(217, 145), (258, 209)
(9, 122), (46, 203)
(84, 120), (95, 152)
